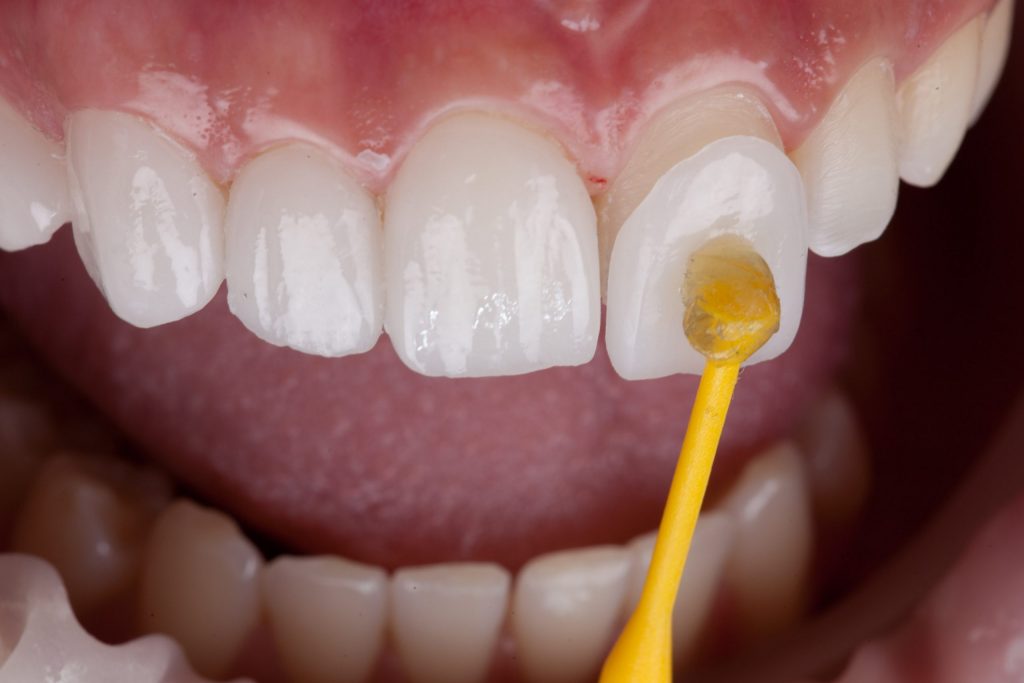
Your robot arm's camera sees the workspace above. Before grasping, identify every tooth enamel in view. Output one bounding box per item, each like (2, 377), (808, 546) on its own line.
(605, 136), (808, 379)
(625, 512), (735, 664)
(0, 98), (72, 251)
(138, 500), (263, 678)
(512, 546), (630, 683)
(225, 143), (383, 357)
(384, 112), (600, 377)
(0, 554), (216, 683)
(972, 0), (1014, 122)
(391, 563), (510, 683)
(897, 17), (983, 188)
(596, 87), (782, 290)
(721, 442), (813, 640)
(10, 454), (170, 619)
(791, 58), (899, 257)
(65, 110), (226, 328)
(262, 555), (387, 683)
(797, 390), (871, 531)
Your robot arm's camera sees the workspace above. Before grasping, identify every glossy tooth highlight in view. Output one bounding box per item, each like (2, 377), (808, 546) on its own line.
(0, 555), (219, 683)
(971, 0), (1014, 122)
(897, 16), (984, 188)
(384, 112), (600, 378)
(262, 556), (388, 683)
(225, 143), (384, 357)
(791, 58), (899, 257)
(65, 110), (226, 328)
(138, 500), (262, 679)
(625, 512), (735, 664)
(721, 442), (814, 641)
(605, 135), (808, 379)
(391, 563), (510, 683)
(0, 98), (71, 251)
(512, 546), (630, 683)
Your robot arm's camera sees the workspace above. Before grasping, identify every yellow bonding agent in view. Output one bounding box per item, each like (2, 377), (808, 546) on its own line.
(600, 234), (781, 683)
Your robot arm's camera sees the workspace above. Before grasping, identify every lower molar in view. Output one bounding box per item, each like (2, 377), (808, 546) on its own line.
(605, 135), (809, 380)
(384, 112), (600, 378)
(225, 143), (384, 358)
(65, 110), (226, 329)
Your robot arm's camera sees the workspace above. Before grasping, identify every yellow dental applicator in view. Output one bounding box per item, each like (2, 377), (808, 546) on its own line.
(600, 234), (781, 683)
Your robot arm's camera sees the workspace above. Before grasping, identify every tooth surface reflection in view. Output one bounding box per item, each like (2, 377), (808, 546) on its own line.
(391, 562), (510, 683)
(0, 98), (71, 251)
(263, 555), (387, 683)
(226, 143), (383, 357)
(66, 110), (225, 328)
(384, 112), (600, 378)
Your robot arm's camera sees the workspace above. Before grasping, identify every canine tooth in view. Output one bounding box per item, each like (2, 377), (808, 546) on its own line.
(226, 143), (383, 357)
(797, 390), (871, 531)
(384, 112), (599, 377)
(391, 563), (510, 683)
(605, 136), (808, 379)
(262, 556), (388, 683)
(0, 99), (71, 251)
(138, 500), (263, 678)
(625, 512), (735, 663)
(512, 546), (630, 683)
(10, 454), (170, 618)
(972, 0), (1014, 122)
(791, 59), (899, 257)
(721, 442), (813, 640)
(596, 87), (781, 289)
(897, 17), (983, 187)
(0, 554), (219, 683)
(65, 110), (225, 328)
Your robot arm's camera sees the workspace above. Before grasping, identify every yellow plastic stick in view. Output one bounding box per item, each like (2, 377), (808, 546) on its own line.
(600, 235), (780, 683)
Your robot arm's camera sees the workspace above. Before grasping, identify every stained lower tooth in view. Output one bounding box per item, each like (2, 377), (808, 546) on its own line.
(0, 98), (71, 252)
(971, 0), (1014, 122)
(391, 563), (510, 683)
(384, 112), (600, 377)
(10, 454), (170, 620)
(791, 58), (899, 257)
(625, 512), (735, 664)
(605, 136), (808, 379)
(262, 555), (388, 683)
(721, 442), (813, 641)
(65, 110), (226, 328)
(897, 16), (983, 188)
(225, 143), (383, 356)
(512, 546), (630, 683)
(138, 500), (263, 678)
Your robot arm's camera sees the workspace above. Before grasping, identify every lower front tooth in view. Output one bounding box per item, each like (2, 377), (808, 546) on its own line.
(625, 511), (735, 664)
(384, 112), (600, 377)
(138, 500), (263, 679)
(262, 555), (388, 683)
(225, 143), (384, 357)
(0, 98), (71, 251)
(605, 136), (808, 379)
(512, 546), (630, 683)
(65, 110), (226, 328)
(391, 563), (510, 683)
(721, 442), (813, 641)
(897, 16), (983, 188)
(791, 58), (899, 257)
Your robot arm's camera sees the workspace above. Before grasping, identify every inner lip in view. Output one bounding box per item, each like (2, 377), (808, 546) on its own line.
(0, 1), (1022, 681)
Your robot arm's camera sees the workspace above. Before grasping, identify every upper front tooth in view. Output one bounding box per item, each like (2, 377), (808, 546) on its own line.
(225, 143), (383, 357)
(791, 58), (899, 257)
(384, 112), (600, 377)
(897, 16), (984, 188)
(65, 110), (226, 328)
(0, 98), (72, 251)
(605, 135), (808, 380)
(972, 0), (1014, 122)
